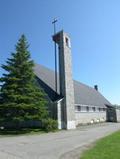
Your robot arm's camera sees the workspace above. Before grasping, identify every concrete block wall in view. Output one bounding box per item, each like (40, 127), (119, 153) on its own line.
(75, 112), (106, 126)
(116, 109), (120, 122)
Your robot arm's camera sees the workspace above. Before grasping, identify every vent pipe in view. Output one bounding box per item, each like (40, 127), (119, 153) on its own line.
(94, 85), (98, 91)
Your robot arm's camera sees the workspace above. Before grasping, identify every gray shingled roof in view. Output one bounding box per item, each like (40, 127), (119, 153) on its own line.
(34, 64), (111, 108)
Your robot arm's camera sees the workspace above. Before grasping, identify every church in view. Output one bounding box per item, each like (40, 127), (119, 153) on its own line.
(34, 30), (119, 130)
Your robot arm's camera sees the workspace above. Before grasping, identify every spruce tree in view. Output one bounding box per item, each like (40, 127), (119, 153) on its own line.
(0, 35), (48, 124)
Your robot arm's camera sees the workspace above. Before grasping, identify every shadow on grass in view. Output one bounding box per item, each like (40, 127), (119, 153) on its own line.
(0, 128), (46, 136)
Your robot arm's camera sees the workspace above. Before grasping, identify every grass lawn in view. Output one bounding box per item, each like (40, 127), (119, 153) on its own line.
(81, 131), (120, 159)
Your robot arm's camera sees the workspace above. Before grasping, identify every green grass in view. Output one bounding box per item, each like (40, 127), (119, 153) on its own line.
(81, 131), (120, 159)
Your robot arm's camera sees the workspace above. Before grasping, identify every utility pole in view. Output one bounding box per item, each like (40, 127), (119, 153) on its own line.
(52, 18), (58, 94)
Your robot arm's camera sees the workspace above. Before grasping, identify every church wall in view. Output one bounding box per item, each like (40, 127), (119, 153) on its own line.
(116, 109), (120, 122)
(75, 111), (106, 126)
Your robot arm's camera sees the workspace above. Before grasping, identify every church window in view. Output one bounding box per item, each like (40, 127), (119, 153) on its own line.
(76, 105), (81, 111)
(86, 106), (89, 112)
(77, 106), (81, 111)
(99, 108), (104, 112)
(92, 107), (96, 112)
(103, 108), (106, 111)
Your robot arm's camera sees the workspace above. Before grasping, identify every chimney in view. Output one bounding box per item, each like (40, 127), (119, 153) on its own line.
(94, 85), (98, 91)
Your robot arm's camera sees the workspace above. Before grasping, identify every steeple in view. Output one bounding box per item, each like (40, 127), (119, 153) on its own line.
(53, 30), (76, 129)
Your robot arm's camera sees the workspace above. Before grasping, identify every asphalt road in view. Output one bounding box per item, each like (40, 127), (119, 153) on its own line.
(0, 123), (120, 159)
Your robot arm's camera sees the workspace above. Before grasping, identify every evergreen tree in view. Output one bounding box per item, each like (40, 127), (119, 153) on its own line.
(0, 35), (48, 123)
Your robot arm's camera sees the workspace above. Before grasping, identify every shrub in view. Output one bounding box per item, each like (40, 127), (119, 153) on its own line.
(42, 118), (58, 132)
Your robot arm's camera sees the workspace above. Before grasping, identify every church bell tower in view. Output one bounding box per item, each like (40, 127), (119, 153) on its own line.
(53, 30), (76, 129)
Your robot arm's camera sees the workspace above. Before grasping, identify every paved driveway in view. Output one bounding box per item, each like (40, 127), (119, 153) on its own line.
(0, 123), (120, 159)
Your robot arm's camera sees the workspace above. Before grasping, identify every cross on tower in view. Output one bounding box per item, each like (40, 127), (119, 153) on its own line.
(52, 18), (57, 34)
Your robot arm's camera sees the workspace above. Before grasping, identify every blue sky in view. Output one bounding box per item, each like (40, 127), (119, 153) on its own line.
(0, 0), (120, 104)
